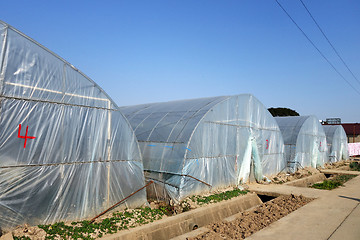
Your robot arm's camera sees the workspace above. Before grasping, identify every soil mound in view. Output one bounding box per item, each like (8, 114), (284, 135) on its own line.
(191, 194), (313, 240)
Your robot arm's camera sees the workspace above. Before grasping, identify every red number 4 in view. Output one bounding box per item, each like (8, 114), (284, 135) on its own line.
(18, 124), (36, 148)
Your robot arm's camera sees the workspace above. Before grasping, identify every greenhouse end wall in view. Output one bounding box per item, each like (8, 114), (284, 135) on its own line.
(275, 116), (328, 171)
(323, 125), (349, 162)
(0, 20), (147, 231)
(122, 94), (286, 201)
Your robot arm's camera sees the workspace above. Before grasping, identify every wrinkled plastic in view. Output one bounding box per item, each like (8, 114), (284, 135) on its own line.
(251, 138), (264, 182)
(0, 20), (146, 231)
(121, 94), (286, 201)
(275, 116), (328, 171)
(323, 125), (349, 162)
(348, 143), (360, 156)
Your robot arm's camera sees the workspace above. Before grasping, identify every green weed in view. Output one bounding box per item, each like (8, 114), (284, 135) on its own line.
(13, 237), (31, 240)
(311, 174), (356, 190)
(13, 189), (248, 239)
(349, 162), (360, 171)
(191, 188), (248, 205)
(14, 207), (168, 240)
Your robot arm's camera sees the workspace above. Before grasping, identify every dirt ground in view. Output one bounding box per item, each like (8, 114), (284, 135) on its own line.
(269, 158), (359, 184)
(323, 159), (352, 170)
(269, 166), (320, 184)
(10, 187), (248, 240)
(9, 159), (358, 239)
(12, 225), (47, 240)
(190, 194), (313, 240)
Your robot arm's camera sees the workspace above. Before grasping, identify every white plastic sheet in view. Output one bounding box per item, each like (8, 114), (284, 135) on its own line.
(275, 116), (328, 171)
(348, 143), (360, 156)
(0, 20), (146, 231)
(122, 94), (286, 201)
(323, 125), (349, 162)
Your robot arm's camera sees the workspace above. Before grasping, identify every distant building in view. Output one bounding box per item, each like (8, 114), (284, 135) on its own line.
(340, 123), (360, 143)
(326, 118), (341, 124)
(322, 121), (360, 143)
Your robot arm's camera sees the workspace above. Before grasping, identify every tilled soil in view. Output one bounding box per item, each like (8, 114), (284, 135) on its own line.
(270, 167), (320, 184)
(323, 159), (356, 170)
(190, 194), (313, 240)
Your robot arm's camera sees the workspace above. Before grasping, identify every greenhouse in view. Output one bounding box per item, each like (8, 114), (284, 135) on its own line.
(323, 125), (349, 162)
(0, 20), (147, 231)
(275, 116), (328, 171)
(121, 94), (286, 201)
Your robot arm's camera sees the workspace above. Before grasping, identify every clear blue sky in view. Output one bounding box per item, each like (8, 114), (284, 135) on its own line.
(2, 0), (360, 122)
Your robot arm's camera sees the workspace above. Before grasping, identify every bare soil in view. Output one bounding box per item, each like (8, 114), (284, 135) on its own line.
(269, 167), (320, 184)
(324, 158), (360, 171)
(190, 194), (313, 240)
(12, 224), (47, 240)
(324, 160), (352, 170)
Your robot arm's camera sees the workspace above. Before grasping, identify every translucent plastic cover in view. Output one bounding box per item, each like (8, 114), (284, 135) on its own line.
(275, 116), (328, 170)
(323, 125), (349, 162)
(0, 20), (146, 231)
(122, 94), (286, 201)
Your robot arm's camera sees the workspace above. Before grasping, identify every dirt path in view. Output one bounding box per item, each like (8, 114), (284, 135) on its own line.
(190, 194), (313, 240)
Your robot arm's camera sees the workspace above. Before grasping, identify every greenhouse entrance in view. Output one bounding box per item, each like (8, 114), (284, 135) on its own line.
(237, 136), (264, 184)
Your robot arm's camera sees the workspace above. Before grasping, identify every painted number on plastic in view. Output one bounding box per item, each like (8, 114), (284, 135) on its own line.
(18, 124), (36, 148)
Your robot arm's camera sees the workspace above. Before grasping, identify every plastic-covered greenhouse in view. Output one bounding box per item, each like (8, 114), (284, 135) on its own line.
(275, 116), (328, 171)
(323, 125), (349, 162)
(0, 20), (146, 231)
(121, 94), (286, 201)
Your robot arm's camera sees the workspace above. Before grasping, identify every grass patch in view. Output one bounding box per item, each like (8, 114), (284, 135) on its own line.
(190, 188), (249, 205)
(311, 174), (356, 190)
(349, 162), (360, 171)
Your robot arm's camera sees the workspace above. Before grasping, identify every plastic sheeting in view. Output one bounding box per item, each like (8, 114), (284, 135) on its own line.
(275, 116), (328, 171)
(323, 125), (349, 162)
(348, 143), (360, 156)
(121, 94), (285, 201)
(0, 20), (147, 231)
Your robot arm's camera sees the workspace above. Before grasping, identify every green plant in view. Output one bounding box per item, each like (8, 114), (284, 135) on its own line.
(13, 237), (31, 240)
(311, 174), (356, 190)
(13, 189), (248, 239)
(336, 174), (356, 182)
(192, 188), (248, 205)
(311, 180), (342, 190)
(24, 207), (168, 240)
(349, 162), (360, 171)
(158, 204), (174, 216)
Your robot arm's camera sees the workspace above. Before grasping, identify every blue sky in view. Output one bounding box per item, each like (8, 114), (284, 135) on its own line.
(2, 0), (360, 122)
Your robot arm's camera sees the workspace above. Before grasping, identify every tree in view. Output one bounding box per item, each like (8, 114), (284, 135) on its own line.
(268, 107), (299, 117)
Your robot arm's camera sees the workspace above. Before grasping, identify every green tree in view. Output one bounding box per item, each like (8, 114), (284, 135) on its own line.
(268, 107), (299, 117)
